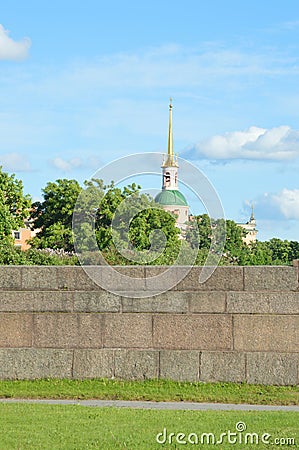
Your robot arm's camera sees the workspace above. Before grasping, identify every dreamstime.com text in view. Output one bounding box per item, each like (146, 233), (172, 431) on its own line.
(156, 422), (296, 446)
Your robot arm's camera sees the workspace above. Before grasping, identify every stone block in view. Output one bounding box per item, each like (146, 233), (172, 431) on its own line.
(0, 267), (22, 289)
(0, 348), (73, 380)
(234, 315), (299, 352)
(246, 352), (298, 385)
(113, 266), (145, 277)
(73, 291), (121, 312)
(0, 313), (32, 347)
(228, 292), (269, 314)
(176, 267), (244, 291)
(104, 313), (152, 348)
(200, 351), (246, 383)
(33, 313), (103, 348)
(73, 349), (114, 379)
(244, 266), (298, 291)
(268, 292), (299, 314)
(0, 291), (73, 312)
(57, 266), (103, 291)
(100, 266), (146, 292)
(122, 291), (188, 313)
(159, 350), (200, 381)
(189, 292), (226, 313)
(227, 292), (299, 314)
(144, 266), (185, 292)
(114, 350), (159, 380)
(153, 314), (232, 350)
(22, 267), (58, 290)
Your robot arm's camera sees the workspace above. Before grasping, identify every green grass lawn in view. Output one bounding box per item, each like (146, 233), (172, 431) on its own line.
(0, 403), (297, 449)
(0, 378), (298, 405)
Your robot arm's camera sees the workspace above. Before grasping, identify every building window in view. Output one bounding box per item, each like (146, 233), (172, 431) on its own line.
(14, 231), (21, 240)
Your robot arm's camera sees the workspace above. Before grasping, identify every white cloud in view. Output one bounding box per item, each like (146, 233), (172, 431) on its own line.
(0, 24), (31, 61)
(185, 126), (299, 161)
(50, 155), (104, 172)
(51, 157), (83, 171)
(272, 188), (299, 220)
(0, 152), (31, 171)
(250, 189), (299, 221)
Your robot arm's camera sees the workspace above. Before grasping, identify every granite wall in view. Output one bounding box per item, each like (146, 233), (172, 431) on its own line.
(0, 264), (298, 385)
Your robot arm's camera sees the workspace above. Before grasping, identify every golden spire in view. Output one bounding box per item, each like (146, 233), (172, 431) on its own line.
(163, 98), (178, 167)
(168, 98), (173, 159)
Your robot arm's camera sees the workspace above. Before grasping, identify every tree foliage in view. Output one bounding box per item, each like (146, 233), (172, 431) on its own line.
(0, 241), (78, 265)
(186, 214), (299, 266)
(93, 182), (181, 264)
(186, 214), (211, 250)
(1, 170), (296, 266)
(30, 178), (181, 265)
(0, 167), (31, 243)
(30, 179), (82, 251)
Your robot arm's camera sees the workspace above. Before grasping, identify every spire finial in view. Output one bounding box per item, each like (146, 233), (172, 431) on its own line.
(250, 203), (255, 221)
(167, 97), (174, 161)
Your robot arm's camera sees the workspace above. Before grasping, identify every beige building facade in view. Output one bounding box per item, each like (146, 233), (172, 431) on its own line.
(12, 219), (39, 251)
(237, 206), (258, 244)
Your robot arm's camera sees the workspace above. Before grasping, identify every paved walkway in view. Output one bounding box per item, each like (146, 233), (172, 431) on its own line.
(0, 398), (298, 411)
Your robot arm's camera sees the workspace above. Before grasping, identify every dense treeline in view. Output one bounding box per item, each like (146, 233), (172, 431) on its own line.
(185, 214), (299, 265)
(0, 166), (298, 265)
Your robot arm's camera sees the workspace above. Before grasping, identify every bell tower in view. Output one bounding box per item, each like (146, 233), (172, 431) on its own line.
(162, 98), (179, 190)
(155, 99), (189, 230)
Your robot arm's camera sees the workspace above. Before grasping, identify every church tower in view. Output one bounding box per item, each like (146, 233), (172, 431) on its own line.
(155, 99), (189, 229)
(237, 204), (258, 244)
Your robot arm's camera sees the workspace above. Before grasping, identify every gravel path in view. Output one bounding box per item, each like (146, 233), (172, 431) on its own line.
(0, 398), (298, 411)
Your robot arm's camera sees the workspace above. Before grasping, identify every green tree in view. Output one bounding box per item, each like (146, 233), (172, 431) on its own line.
(0, 194), (15, 241)
(30, 179), (82, 251)
(95, 183), (141, 251)
(237, 241), (273, 265)
(267, 238), (291, 265)
(0, 166), (31, 243)
(186, 214), (211, 250)
(223, 220), (245, 253)
(127, 206), (181, 264)
(72, 178), (106, 254)
(94, 182), (177, 251)
(31, 178), (181, 265)
(186, 215), (246, 264)
(289, 241), (299, 262)
(219, 219), (246, 264)
(95, 183), (181, 264)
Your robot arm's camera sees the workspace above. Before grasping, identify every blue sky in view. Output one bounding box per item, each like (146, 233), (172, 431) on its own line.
(1, 0), (299, 241)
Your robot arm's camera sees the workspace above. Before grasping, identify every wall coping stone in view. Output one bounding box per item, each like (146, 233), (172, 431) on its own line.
(0, 265), (297, 292)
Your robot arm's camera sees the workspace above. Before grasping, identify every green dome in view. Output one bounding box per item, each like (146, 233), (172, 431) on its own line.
(155, 189), (188, 206)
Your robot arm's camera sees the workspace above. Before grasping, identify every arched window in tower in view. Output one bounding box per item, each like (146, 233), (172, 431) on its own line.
(175, 172), (178, 186)
(164, 171), (171, 187)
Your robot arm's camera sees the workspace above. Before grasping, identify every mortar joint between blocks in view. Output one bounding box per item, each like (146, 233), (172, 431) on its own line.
(198, 351), (201, 381)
